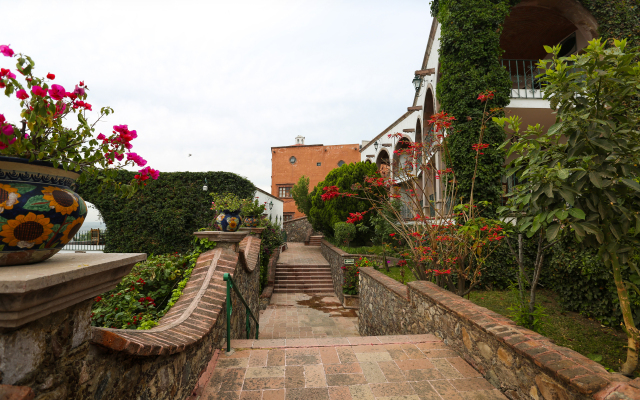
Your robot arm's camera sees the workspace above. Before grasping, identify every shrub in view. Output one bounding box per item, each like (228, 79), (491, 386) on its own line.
(77, 170), (255, 254)
(258, 219), (284, 291)
(308, 161), (378, 243)
(334, 222), (356, 247)
(546, 236), (640, 328)
(342, 258), (364, 295)
(91, 235), (216, 329)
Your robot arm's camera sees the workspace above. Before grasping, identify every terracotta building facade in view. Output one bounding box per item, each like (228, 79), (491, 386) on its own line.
(271, 136), (360, 220)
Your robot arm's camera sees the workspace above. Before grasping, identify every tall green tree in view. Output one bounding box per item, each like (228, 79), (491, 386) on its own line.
(291, 175), (312, 216)
(496, 39), (640, 374)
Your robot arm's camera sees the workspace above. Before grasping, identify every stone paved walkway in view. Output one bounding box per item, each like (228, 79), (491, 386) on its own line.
(259, 293), (359, 339)
(277, 243), (329, 265)
(202, 335), (507, 400)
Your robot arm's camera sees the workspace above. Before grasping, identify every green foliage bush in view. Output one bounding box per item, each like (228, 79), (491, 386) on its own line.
(578, 0), (640, 48)
(334, 222), (356, 247)
(91, 235), (216, 329)
(258, 219), (284, 291)
(546, 236), (640, 327)
(308, 162), (378, 243)
(77, 170), (255, 254)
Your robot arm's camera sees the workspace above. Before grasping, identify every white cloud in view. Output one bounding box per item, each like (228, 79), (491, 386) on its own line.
(1, 0), (432, 193)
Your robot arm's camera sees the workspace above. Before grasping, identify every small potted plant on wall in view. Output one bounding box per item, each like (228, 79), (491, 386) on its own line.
(210, 192), (247, 232)
(241, 197), (266, 227)
(341, 257), (366, 309)
(0, 44), (158, 266)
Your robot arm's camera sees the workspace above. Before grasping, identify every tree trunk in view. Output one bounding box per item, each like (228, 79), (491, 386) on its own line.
(611, 251), (640, 375)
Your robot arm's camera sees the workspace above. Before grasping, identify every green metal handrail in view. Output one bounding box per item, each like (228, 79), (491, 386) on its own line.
(223, 273), (259, 353)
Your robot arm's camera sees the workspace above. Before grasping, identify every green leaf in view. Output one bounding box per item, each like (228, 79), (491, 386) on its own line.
(546, 224), (561, 241)
(10, 184), (37, 194)
(556, 210), (569, 220)
(543, 183), (553, 198)
(621, 179), (640, 192)
(569, 208), (586, 220)
(557, 169), (570, 180)
(558, 188), (575, 205)
(23, 195), (52, 212)
(589, 172), (603, 188)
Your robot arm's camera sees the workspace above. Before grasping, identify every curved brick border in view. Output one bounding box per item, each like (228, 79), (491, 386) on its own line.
(91, 236), (261, 356)
(358, 267), (640, 400)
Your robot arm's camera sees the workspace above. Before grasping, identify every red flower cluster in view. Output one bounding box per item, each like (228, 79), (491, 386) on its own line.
(321, 185), (340, 201)
(135, 166), (160, 183)
(138, 296), (156, 307)
(433, 269), (451, 276)
(94, 296), (102, 302)
(346, 211), (366, 224)
(472, 143), (490, 154)
(428, 111), (456, 132)
(477, 90), (495, 103)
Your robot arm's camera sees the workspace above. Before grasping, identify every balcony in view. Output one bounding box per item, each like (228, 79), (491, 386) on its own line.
(502, 59), (544, 99)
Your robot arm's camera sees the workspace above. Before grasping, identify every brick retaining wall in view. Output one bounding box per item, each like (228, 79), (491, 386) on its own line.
(5, 237), (261, 400)
(359, 267), (640, 400)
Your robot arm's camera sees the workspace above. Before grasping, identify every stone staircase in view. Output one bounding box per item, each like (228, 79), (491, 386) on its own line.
(274, 263), (333, 293)
(308, 235), (323, 246)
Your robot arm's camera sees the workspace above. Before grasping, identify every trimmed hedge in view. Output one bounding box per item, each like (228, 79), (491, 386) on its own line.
(77, 171), (255, 254)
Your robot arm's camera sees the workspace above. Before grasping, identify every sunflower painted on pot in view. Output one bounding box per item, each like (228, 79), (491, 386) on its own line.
(0, 212), (54, 249)
(60, 216), (85, 245)
(41, 186), (79, 215)
(0, 183), (21, 213)
(227, 217), (240, 231)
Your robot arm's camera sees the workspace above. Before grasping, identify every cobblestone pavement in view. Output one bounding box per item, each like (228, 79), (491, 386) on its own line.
(258, 293), (359, 339)
(202, 335), (507, 400)
(277, 243), (329, 266)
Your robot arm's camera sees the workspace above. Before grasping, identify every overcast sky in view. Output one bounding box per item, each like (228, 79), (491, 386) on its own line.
(2, 0), (432, 201)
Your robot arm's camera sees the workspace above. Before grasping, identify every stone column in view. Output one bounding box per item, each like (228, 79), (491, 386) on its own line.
(0, 252), (145, 396)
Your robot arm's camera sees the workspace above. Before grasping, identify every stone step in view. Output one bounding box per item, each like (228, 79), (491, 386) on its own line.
(275, 268), (331, 273)
(275, 280), (333, 286)
(275, 275), (332, 281)
(276, 264), (329, 268)
(274, 283), (334, 289)
(273, 287), (334, 293)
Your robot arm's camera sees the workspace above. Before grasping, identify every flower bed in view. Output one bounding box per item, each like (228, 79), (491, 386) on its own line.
(91, 237), (216, 329)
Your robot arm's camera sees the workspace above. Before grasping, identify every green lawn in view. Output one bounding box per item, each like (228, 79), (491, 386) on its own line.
(378, 265), (417, 284)
(468, 289), (628, 373)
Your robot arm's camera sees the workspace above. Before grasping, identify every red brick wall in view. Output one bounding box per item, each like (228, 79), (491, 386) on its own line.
(271, 144), (361, 219)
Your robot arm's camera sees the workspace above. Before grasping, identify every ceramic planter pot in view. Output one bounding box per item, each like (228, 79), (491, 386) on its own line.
(243, 216), (260, 227)
(0, 156), (88, 266)
(216, 209), (243, 232)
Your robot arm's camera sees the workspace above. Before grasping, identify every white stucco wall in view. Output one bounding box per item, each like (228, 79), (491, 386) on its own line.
(254, 188), (284, 227)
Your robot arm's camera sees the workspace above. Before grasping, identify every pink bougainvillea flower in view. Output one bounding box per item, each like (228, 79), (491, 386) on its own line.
(0, 45), (14, 57)
(48, 84), (66, 101)
(31, 85), (47, 97)
(114, 152), (124, 161)
(1, 68), (16, 80)
(54, 102), (66, 118)
(2, 124), (13, 136)
(138, 166), (160, 180)
(126, 152), (147, 167)
(73, 85), (85, 97)
(47, 73), (55, 80)
(96, 133), (107, 141)
(16, 89), (29, 100)
(83, 102), (92, 111)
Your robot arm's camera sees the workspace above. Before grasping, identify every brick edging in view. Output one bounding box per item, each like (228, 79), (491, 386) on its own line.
(239, 235), (261, 273)
(282, 216), (308, 225)
(90, 236), (260, 356)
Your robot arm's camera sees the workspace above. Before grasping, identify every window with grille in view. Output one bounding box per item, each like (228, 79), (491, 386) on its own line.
(283, 213), (294, 221)
(278, 187), (292, 198)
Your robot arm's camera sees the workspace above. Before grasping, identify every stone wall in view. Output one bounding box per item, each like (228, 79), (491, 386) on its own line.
(2, 236), (261, 400)
(283, 217), (313, 242)
(358, 267), (640, 400)
(320, 240), (400, 304)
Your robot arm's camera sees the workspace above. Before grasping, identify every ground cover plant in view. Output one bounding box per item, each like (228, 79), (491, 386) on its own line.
(91, 235), (216, 330)
(257, 219), (284, 291)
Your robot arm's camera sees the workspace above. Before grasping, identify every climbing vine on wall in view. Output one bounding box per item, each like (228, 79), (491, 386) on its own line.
(433, 0), (514, 214)
(578, 0), (640, 47)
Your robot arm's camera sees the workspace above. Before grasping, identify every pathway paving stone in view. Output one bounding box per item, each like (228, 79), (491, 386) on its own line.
(202, 335), (507, 400)
(259, 293), (359, 339)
